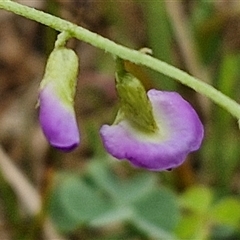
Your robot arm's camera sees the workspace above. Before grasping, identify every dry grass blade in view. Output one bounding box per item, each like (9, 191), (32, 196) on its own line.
(0, 146), (65, 240)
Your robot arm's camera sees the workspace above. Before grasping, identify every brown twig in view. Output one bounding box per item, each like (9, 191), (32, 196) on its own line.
(0, 146), (65, 240)
(164, 0), (211, 118)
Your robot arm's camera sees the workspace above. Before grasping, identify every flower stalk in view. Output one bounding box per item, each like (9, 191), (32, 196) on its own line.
(0, 0), (240, 121)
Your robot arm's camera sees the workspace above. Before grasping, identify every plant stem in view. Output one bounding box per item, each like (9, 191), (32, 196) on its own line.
(54, 31), (71, 48)
(0, 0), (240, 120)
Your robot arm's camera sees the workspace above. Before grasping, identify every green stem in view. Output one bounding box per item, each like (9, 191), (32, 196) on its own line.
(54, 31), (71, 48)
(0, 0), (240, 120)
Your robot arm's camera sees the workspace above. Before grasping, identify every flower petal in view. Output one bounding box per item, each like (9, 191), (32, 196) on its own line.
(39, 83), (80, 152)
(100, 90), (204, 171)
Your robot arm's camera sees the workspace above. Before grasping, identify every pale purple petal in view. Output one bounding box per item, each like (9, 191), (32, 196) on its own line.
(39, 83), (80, 152)
(100, 90), (204, 171)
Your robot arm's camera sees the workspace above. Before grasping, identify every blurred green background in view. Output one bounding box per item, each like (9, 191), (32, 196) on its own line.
(0, 0), (240, 239)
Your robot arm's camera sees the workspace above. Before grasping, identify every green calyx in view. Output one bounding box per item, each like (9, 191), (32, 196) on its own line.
(40, 47), (79, 106)
(115, 59), (158, 133)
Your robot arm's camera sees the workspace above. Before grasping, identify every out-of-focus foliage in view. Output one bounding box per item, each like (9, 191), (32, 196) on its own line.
(49, 160), (179, 239)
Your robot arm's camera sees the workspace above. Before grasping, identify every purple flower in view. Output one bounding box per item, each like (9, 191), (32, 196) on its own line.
(39, 47), (80, 152)
(100, 90), (204, 171)
(39, 83), (79, 152)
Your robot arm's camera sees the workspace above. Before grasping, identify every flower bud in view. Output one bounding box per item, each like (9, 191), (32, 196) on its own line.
(39, 47), (80, 151)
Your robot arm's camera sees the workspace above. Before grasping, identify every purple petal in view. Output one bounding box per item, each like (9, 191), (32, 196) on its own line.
(39, 83), (80, 152)
(100, 90), (204, 171)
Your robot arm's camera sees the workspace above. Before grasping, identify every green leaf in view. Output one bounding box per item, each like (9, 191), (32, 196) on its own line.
(49, 173), (110, 232)
(116, 173), (156, 205)
(133, 188), (179, 232)
(132, 218), (177, 240)
(180, 186), (213, 214)
(211, 197), (240, 228)
(90, 207), (134, 228)
(49, 186), (78, 232)
(87, 159), (120, 199)
(87, 160), (156, 205)
(175, 214), (203, 239)
(210, 225), (237, 240)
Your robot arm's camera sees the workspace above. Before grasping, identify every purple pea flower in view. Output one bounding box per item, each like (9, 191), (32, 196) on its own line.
(100, 90), (204, 171)
(39, 47), (80, 152)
